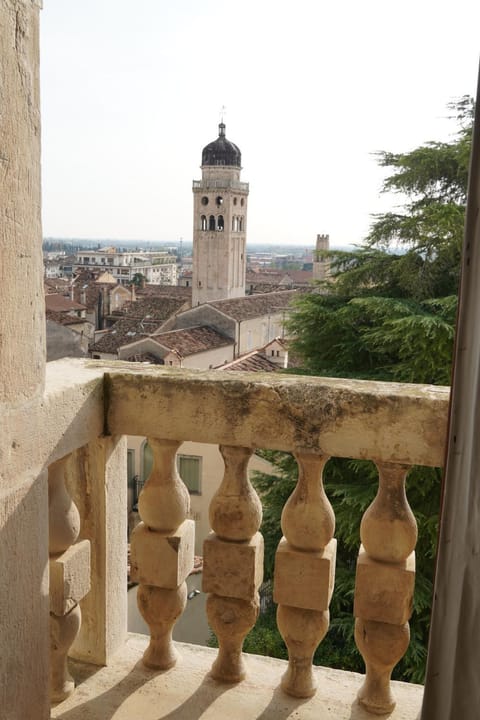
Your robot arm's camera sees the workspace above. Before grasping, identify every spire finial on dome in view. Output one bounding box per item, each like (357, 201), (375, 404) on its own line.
(219, 105), (226, 136)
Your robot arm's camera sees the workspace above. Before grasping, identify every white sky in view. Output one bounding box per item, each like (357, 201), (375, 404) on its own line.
(40, 0), (480, 248)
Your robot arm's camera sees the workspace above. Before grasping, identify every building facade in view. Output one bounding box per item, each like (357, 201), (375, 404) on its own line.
(74, 247), (178, 285)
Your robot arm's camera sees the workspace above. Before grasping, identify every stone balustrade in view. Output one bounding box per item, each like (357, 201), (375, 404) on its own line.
(203, 445), (263, 682)
(40, 359), (449, 713)
(48, 456), (90, 702)
(275, 453), (336, 699)
(130, 438), (194, 669)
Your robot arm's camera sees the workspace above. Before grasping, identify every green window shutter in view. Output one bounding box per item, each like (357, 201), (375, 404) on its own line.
(177, 455), (201, 494)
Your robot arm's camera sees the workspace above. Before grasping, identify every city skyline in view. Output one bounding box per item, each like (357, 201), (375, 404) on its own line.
(40, 0), (480, 247)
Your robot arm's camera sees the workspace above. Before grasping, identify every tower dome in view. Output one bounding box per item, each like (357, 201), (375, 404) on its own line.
(201, 122), (241, 167)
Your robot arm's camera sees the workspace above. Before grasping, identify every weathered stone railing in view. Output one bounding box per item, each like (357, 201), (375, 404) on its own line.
(43, 359), (449, 714)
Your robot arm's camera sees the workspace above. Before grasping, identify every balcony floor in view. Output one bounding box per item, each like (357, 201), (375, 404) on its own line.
(51, 633), (423, 720)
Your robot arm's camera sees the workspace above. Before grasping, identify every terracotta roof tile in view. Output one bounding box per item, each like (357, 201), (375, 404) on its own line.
(89, 296), (187, 354)
(112, 296), (187, 323)
(246, 283), (285, 294)
(154, 326), (233, 357)
(45, 310), (85, 326)
(90, 318), (159, 354)
(283, 269), (313, 284)
(219, 351), (279, 372)
(45, 293), (86, 313)
(44, 278), (71, 294)
(208, 290), (299, 321)
(135, 284), (192, 301)
(246, 271), (284, 283)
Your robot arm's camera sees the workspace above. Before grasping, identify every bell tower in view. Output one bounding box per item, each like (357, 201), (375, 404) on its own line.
(192, 122), (248, 306)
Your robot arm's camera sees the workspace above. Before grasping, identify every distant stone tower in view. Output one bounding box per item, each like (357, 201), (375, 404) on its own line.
(313, 233), (330, 281)
(192, 122), (248, 306)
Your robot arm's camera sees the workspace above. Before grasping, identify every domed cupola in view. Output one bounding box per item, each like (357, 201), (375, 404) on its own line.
(201, 123), (241, 167)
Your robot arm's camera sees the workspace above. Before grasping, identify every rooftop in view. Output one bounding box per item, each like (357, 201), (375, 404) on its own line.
(115, 296), (187, 323)
(151, 325), (234, 357)
(209, 290), (300, 321)
(135, 284), (192, 300)
(45, 293), (86, 313)
(202, 122), (242, 168)
(90, 318), (158, 354)
(44, 278), (71, 294)
(91, 296), (188, 353)
(219, 350), (279, 372)
(46, 310), (87, 326)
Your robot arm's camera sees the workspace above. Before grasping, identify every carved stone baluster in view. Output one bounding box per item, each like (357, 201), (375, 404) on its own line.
(130, 438), (194, 669)
(49, 457), (91, 704)
(203, 445), (263, 682)
(354, 461), (417, 714)
(274, 452), (336, 698)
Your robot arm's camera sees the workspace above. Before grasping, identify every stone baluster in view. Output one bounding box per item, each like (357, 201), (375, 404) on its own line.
(49, 456), (91, 703)
(354, 461), (417, 715)
(203, 445), (263, 682)
(130, 438), (194, 669)
(274, 452), (336, 698)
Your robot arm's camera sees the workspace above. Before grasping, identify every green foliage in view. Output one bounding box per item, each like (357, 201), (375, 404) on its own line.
(289, 96), (474, 383)
(289, 293), (456, 384)
(245, 98), (474, 684)
(131, 272), (146, 287)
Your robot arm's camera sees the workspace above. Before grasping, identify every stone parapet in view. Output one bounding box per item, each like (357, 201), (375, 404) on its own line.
(102, 362), (448, 466)
(11, 358), (449, 716)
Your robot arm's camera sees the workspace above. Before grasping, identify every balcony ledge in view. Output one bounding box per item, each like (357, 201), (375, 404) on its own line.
(51, 633), (423, 720)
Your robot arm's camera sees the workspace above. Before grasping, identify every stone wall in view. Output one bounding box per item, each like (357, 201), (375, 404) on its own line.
(0, 3), (49, 717)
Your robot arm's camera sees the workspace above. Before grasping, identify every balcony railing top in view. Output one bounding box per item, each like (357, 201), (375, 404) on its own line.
(40, 359), (449, 469)
(13, 357), (449, 486)
(192, 179), (249, 192)
(106, 362), (448, 465)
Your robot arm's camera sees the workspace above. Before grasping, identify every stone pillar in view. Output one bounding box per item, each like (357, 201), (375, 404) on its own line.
(0, 2), (49, 718)
(130, 438), (194, 669)
(48, 456), (91, 702)
(68, 437), (128, 665)
(354, 462), (416, 714)
(274, 453), (336, 698)
(203, 445), (263, 682)
(0, 0), (45, 403)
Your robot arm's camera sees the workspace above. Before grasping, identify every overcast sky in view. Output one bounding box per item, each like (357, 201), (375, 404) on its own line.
(40, 0), (479, 247)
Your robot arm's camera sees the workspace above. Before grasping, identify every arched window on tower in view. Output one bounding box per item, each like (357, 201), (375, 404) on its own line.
(217, 215), (224, 231)
(201, 215), (207, 231)
(232, 216), (239, 232)
(209, 215), (216, 231)
(239, 217), (244, 232)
